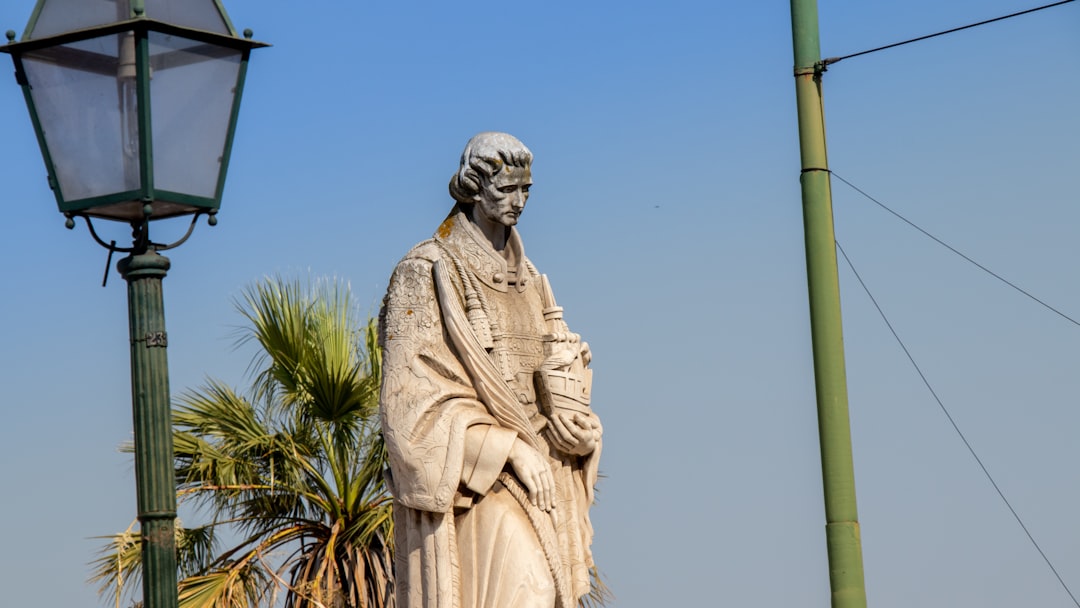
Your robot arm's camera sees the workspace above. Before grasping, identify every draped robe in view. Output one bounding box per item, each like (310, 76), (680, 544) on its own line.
(378, 208), (600, 608)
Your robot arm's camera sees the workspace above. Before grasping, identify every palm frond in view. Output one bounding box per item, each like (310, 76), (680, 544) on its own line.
(233, 276), (373, 428)
(234, 276), (309, 407)
(175, 523), (219, 580)
(89, 521), (142, 608)
(90, 521), (227, 608)
(177, 560), (272, 608)
(578, 565), (614, 608)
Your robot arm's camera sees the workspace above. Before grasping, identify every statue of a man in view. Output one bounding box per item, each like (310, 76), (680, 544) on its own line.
(379, 132), (602, 608)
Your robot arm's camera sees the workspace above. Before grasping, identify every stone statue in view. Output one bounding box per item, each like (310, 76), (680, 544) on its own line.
(378, 132), (602, 608)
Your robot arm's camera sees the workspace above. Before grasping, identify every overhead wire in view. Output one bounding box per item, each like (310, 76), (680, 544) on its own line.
(830, 171), (1080, 328)
(822, 0), (1076, 66)
(835, 240), (1080, 608)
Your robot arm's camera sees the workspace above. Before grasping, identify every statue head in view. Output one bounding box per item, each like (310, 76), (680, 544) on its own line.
(449, 132), (533, 205)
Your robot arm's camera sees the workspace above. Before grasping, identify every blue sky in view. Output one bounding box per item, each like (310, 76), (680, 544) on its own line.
(1, 1), (1078, 606)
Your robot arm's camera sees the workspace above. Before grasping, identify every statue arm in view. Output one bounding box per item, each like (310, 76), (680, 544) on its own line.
(460, 424), (517, 494)
(382, 254), (537, 511)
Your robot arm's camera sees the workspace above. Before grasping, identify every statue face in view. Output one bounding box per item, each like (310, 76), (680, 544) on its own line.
(475, 165), (532, 228)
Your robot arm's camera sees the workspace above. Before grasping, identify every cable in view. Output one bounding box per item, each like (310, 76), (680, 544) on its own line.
(823, 0), (1075, 66)
(835, 240), (1080, 608)
(830, 171), (1080, 329)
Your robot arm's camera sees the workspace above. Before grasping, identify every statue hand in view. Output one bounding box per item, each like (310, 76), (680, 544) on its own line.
(547, 412), (602, 456)
(508, 438), (556, 511)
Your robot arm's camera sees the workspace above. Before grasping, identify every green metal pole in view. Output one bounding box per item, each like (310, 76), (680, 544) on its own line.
(118, 249), (178, 608)
(789, 1), (868, 607)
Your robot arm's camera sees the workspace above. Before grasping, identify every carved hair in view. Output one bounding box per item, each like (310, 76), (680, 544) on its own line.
(448, 132), (533, 204)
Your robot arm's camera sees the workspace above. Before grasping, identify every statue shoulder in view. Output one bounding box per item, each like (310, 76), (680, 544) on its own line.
(397, 239), (441, 266)
(386, 238), (466, 297)
(379, 241), (444, 346)
(387, 240), (449, 279)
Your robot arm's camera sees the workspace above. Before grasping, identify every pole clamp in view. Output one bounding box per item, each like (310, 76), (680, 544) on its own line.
(794, 61), (829, 78)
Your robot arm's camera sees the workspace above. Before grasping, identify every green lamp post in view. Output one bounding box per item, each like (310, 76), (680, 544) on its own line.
(1, 1), (266, 607)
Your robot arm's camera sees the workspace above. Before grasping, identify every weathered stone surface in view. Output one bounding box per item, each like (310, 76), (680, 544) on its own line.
(379, 132), (602, 608)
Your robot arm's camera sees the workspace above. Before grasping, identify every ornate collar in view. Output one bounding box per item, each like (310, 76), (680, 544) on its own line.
(434, 208), (529, 293)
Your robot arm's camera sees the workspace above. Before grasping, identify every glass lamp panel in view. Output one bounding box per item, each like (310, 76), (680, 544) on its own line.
(21, 33), (141, 201)
(143, 0), (231, 34)
(28, 0), (129, 39)
(149, 32), (241, 199)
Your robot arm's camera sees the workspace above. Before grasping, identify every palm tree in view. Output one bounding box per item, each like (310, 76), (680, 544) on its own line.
(91, 276), (393, 608)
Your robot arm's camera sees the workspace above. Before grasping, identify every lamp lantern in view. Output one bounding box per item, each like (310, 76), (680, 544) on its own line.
(2, 0), (267, 225)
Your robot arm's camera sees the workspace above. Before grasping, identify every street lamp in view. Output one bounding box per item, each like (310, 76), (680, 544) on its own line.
(2, 1), (266, 607)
